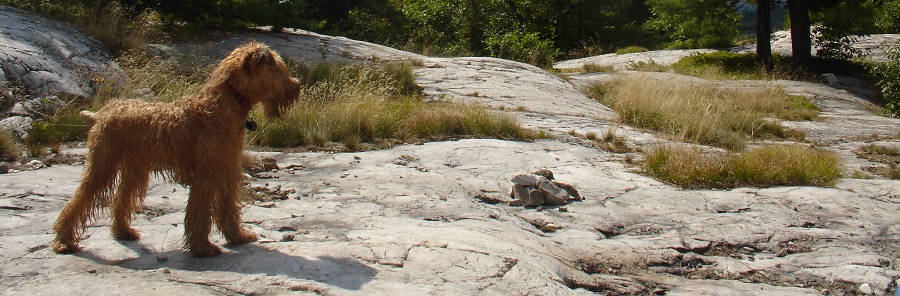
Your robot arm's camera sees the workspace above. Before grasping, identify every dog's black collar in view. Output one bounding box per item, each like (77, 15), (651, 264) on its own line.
(245, 116), (257, 131)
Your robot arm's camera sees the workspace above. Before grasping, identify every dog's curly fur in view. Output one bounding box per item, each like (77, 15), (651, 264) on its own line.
(50, 41), (301, 256)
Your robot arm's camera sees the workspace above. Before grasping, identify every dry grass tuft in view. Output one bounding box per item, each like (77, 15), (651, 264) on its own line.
(643, 145), (842, 189)
(249, 63), (535, 149)
(583, 63), (614, 73)
(598, 126), (629, 153)
(587, 76), (816, 150)
(855, 143), (900, 179)
(0, 131), (20, 160)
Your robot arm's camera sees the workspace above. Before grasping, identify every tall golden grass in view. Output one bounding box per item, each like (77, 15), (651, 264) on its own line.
(587, 76), (816, 150)
(644, 145), (842, 189)
(0, 131), (19, 160)
(249, 63), (535, 150)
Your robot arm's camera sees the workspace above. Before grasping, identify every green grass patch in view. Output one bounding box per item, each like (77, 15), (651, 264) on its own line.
(586, 76), (815, 151)
(670, 52), (875, 82)
(671, 52), (804, 80)
(643, 145), (842, 189)
(616, 46), (649, 55)
(249, 62), (535, 150)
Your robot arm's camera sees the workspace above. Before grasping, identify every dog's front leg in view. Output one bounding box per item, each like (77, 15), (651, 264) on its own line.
(184, 181), (222, 256)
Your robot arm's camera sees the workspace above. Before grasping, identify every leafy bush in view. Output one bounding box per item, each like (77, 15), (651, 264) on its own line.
(644, 0), (740, 49)
(484, 30), (561, 68)
(868, 42), (900, 115)
(813, 27), (863, 60)
(644, 144), (842, 189)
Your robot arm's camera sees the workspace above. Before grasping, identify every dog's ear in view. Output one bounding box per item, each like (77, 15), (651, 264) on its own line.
(246, 50), (276, 70)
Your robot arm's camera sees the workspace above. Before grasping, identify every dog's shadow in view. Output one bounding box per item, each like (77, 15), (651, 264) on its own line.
(76, 242), (377, 291)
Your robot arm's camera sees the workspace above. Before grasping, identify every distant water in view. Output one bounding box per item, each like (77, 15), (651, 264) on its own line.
(736, 0), (789, 34)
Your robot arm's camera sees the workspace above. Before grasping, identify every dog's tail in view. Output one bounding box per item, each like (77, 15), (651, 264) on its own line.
(80, 110), (97, 126)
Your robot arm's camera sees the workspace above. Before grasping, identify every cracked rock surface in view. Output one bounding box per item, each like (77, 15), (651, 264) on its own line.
(0, 7), (115, 99)
(2, 12), (900, 296)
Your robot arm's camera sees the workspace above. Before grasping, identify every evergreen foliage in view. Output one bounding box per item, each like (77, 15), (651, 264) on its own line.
(2, 0), (896, 67)
(644, 0), (742, 48)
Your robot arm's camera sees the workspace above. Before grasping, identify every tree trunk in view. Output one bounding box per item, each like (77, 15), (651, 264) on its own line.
(787, 0), (811, 63)
(756, 0), (773, 69)
(466, 0), (483, 53)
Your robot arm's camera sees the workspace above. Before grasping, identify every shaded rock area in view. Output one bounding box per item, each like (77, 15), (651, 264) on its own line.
(0, 7), (121, 139)
(1, 9), (900, 296)
(0, 7), (117, 99)
(142, 26), (422, 68)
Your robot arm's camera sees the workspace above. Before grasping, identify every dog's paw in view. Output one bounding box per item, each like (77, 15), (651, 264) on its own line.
(188, 242), (223, 257)
(49, 240), (80, 254)
(112, 227), (141, 241)
(228, 231), (258, 245)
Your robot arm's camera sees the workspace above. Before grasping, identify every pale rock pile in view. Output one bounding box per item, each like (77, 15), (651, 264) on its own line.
(509, 169), (582, 207)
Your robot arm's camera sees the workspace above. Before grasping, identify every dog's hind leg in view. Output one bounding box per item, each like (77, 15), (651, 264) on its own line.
(111, 168), (150, 241)
(50, 149), (120, 253)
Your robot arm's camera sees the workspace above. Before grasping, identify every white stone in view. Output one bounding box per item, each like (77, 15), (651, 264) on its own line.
(858, 283), (873, 295)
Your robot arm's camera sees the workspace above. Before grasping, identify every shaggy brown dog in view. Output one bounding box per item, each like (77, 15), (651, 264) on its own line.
(50, 41), (301, 256)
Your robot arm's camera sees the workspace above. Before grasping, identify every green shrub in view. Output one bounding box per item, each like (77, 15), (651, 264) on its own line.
(644, 145), (842, 189)
(484, 30), (561, 68)
(616, 46), (649, 55)
(645, 0), (740, 49)
(868, 42), (900, 115)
